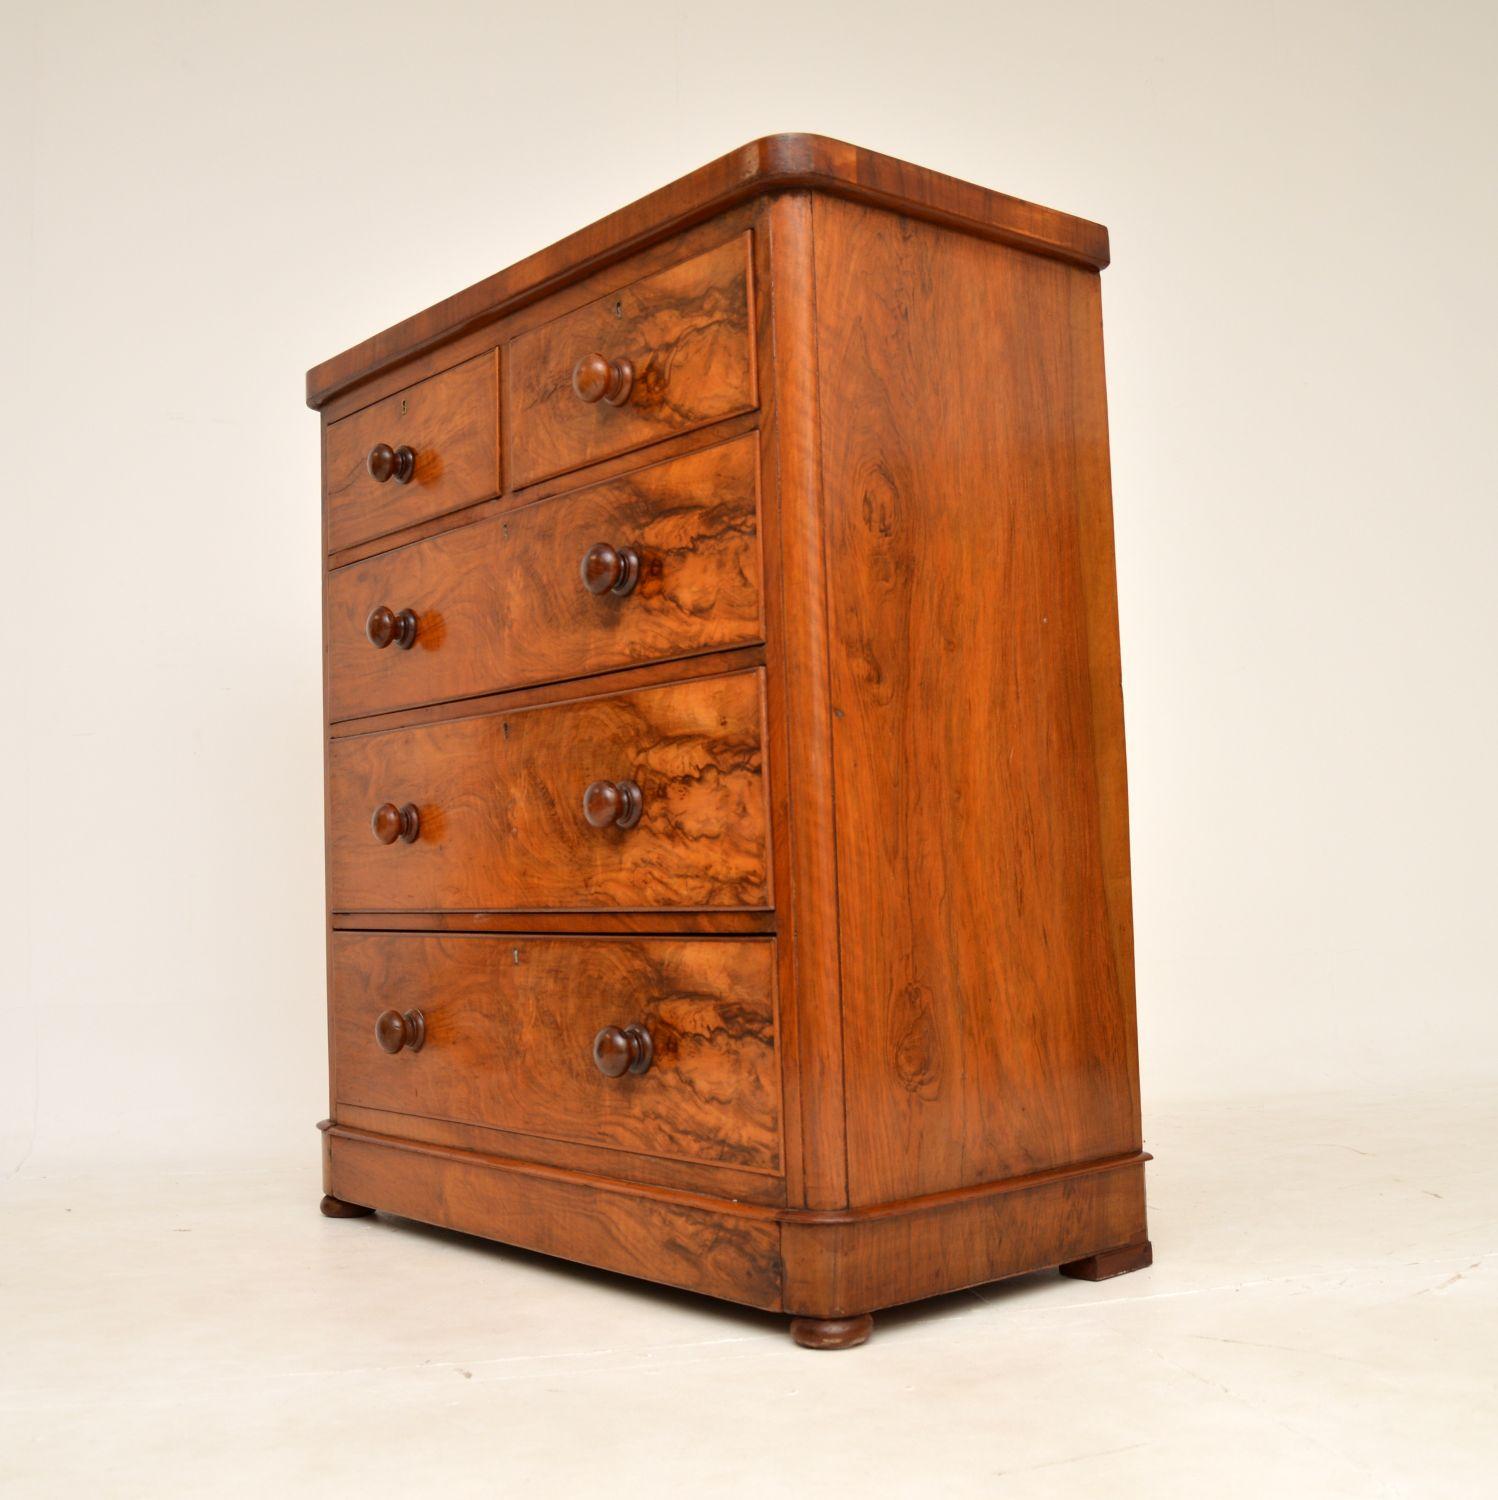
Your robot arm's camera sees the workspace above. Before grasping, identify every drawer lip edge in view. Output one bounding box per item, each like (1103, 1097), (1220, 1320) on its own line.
(327, 639), (768, 729)
(331, 1098), (783, 1180)
(324, 1121), (787, 1220)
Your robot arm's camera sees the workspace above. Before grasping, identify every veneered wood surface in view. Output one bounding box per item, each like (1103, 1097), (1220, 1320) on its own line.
(331, 933), (781, 1170)
(508, 235), (755, 486)
(326, 1127), (785, 1310)
(812, 196), (1140, 1205)
(781, 1159), (1147, 1316)
(760, 192), (849, 1211)
(326, 435), (762, 720)
(330, 909), (774, 935)
(335, 1101), (786, 1205)
(328, 669), (770, 912)
(328, 642), (766, 741)
(1067, 271), (1143, 1120)
(306, 136), (1109, 410)
(325, 351), (499, 552)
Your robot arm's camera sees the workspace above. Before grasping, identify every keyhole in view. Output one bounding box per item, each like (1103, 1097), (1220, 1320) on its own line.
(613, 300), (623, 318)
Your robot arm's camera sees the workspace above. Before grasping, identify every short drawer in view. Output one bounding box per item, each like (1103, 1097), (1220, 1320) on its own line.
(328, 669), (770, 911)
(331, 933), (780, 1171)
(325, 350), (500, 552)
(508, 235), (756, 487)
(326, 435), (762, 720)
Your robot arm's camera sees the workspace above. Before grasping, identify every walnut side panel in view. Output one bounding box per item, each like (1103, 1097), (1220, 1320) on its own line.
(812, 196), (1142, 1204)
(762, 193), (850, 1210)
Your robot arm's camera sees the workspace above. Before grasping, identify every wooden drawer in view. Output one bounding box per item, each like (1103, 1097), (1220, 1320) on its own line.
(508, 235), (755, 487)
(325, 351), (500, 552)
(326, 435), (762, 721)
(331, 933), (780, 1171)
(328, 670), (770, 911)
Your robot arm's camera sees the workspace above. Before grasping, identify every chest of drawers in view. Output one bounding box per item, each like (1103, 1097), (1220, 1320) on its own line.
(309, 136), (1150, 1349)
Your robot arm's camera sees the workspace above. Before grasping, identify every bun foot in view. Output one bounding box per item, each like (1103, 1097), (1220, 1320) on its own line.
(320, 1194), (374, 1219)
(789, 1314), (874, 1350)
(1060, 1239), (1152, 1281)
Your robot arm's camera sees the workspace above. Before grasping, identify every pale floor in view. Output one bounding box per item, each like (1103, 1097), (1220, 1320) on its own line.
(2, 1088), (1494, 1499)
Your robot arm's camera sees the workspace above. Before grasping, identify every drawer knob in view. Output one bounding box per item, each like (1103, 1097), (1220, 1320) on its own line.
(375, 1008), (426, 1054)
(572, 353), (635, 407)
(371, 802), (421, 844)
(581, 542), (640, 597)
(365, 605), (419, 650)
(367, 442), (416, 484)
(582, 779), (643, 830)
(593, 1024), (652, 1077)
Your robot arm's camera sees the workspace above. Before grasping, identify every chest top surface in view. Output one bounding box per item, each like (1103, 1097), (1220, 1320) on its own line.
(305, 133), (1108, 412)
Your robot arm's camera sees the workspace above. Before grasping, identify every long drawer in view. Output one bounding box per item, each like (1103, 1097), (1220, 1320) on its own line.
(328, 669), (770, 912)
(330, 933), (780, 1171)
(326, 436), (762, 720)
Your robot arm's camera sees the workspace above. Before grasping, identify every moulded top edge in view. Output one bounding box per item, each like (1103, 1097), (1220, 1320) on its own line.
(305, 134), (1110, 411)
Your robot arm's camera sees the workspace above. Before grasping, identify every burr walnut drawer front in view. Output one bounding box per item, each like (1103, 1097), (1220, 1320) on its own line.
(507, 234), (756, 487)
(328, 670), (770, 912)
(331, 933), (780, 1171)
(324, 350), (500, 552)
(326, 435), (763, 721)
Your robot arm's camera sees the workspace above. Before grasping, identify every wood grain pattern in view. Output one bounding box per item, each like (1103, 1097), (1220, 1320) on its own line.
(331, 933), (780, 1170)
(508, 235), (755, 487)
(306, 136), (1108, 411)
(1067, 271), (1144, 1143)
(760, 192), (849, 1211)
(325, 350), (499, 552)
(326, 435), (762, 720)
(330, 909), (774, 935)
(328, 642), (766, 742)
(781, 1159), (1147, 1316)
(325, 1127), (785, 1310)
(334, 1101), (787, 1205)
(328, 670), (770, 912)
(812, 197), (1141, 1206)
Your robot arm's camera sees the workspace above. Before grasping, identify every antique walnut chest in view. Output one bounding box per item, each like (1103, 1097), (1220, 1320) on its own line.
(309, 136), (1150, 1349)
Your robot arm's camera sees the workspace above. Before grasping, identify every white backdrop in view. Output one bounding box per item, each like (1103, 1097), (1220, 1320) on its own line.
(3, 0), (1494, 1173)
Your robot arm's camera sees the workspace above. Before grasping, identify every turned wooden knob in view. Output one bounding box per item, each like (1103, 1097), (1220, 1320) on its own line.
(371, 802), (420, 844)
(367, 442), (416, 483)
(581, 542), (640, 596)
(365, 605), (418, 649)
(375, 1008), (426, 1054)
(582, 779), (643, 829)
(593, 1024), (652, 1077)
(572, 353), (634, 407)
